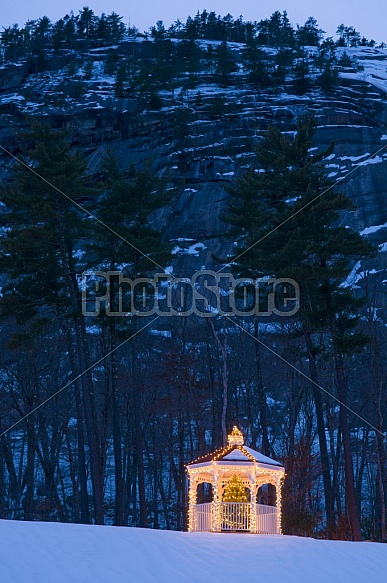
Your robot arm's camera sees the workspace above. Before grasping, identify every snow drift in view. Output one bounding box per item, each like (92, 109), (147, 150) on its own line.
(0, 519), (386, 582)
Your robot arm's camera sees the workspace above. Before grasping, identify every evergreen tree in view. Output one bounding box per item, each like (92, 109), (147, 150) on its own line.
(1, 25), (25, 61)
(208, 94), (226, 119)
(279, 11), (295, 47)
(150, 20), (167, 41)
(82, 58), (94, 80)
(52, 18), (66, 51)
(104, 48), (120, 76)
(315, 39), (336, 72)
(223, 475), (249, 502)
(205, 44), (215, 74)
(185, 15), (200, 40)
(105, 12), (126, 43)
(215, 40), (237, 85)
(338, 52), (356, 68)
(114, 62), (128, 97)
(179, 40), (203, 87)
(336, 24), (361, 47)
(0, 121), (105, 524)
(221, 13), (234, 41)
(224, 116), (377, 539)
(29, 16), (52, 67)
(273, 49), (294, 86)
(296, 17), (324, 47)
(90, 151), (172, 277)
(77, 6), (96, 42)
(173, 107), (193, 139)
(86, 150), (173, 525)
(258, 11), (295, 47)
(168, 18), (184, 37)
(154, 39), (179, 96)
(63, 13), (77, 49)
(318, 62), (339, 92)
(95, 12), (108, 41)
(242, 41), (271, 88)
(293, 59), (311, 94)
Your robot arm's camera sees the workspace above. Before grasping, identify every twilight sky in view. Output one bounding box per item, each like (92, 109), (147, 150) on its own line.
(0, 0), (386, 43)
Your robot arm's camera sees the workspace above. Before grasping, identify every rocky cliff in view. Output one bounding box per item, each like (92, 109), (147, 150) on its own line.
(1, 43), (387, 306)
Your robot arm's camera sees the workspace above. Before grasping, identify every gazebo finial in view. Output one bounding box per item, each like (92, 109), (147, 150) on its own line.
(227, 426), (244, 446)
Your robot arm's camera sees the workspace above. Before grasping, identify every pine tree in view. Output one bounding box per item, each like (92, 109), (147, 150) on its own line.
(77, 7), (96, 42)
(224, 116), (377, 539)
(293, 59), (311, 94)
(114, 62), (128, 97)
(215, 40), (237, 85)
(82, 58), (94, 80)
(104, 48), (120, 76)
(90, 150), (172, 286)
(296, 17), (324, 47)
(0, 120), (105, 524)
(86, 150), (173, 525)
(179, 40), (203, 87)
(318, 62), (339, 93)
(223, 475), (249, 502)
(242, 41), (271, 88)
(105, 12), (126, 43)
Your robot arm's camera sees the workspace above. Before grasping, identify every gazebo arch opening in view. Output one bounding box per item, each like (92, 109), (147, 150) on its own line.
(196, 482), (213, 504)
(257, 483), (277, 506)
(187, 426), (285, 534)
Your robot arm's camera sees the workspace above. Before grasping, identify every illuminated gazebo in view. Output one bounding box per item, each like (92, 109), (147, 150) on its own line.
(187, 426), (285, 533)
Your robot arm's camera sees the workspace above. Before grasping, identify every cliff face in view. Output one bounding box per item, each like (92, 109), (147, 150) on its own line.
(1, 44), (387, 290)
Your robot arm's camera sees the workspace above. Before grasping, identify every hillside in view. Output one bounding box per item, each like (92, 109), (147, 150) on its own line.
(1, 42), (387, 273)
(1, 11), (387, 541)
(0, 520), (386, 583)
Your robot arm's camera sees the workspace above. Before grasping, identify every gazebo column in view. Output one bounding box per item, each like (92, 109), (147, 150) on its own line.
(250, 478), (257, 533)
(212, 476), (221, 532)
(188, 475), (198, 532)
(274, 475), (283, 534)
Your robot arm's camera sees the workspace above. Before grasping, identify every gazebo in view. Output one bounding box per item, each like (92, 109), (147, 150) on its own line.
(187, 427), (285, 534)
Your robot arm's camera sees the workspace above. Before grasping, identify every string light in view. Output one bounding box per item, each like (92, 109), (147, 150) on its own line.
(227, 426), (244, 445)
(186, 426), (285, 534)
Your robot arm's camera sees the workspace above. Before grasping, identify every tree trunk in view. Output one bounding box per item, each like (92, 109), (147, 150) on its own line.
(131, 334), (147, 528)
(109, 319), (125, 526)
(24, 418), (35, 520)
(209, 320), (228, 445)
(254, 318), (270, 456)
(367, 311), (386, 541)
(74, 382), (91, 524)
(0, 432), (19, 515)
(64, 327), (91, 524)
(333, 349), (362, 541)
(304, 330), (336, 537)
(59, 237), (105, 524)
(134, 401), (147, 527)
(376, 436), (386, 540)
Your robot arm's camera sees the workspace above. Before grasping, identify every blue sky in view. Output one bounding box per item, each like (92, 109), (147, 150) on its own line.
(1, 0), (386, 43)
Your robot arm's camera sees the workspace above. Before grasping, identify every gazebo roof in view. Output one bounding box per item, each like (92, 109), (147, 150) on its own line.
(187, 427), (284, 469)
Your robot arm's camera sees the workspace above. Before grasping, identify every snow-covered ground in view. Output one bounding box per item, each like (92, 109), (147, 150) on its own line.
(337, 47), (387, 93)
(0, 519), (386, 583)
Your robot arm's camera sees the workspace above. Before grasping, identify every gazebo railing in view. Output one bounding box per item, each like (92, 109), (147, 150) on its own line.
(221, 502), (250, 531)
(192, 502), (279, 533)
(193, 502), (212, 531)
(255, 503), (278, 534)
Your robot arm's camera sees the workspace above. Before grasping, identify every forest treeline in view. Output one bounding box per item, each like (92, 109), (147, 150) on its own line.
(0, 114), (386, 541)
(1, 9), (382, 102)
(1, 8), (384, 66)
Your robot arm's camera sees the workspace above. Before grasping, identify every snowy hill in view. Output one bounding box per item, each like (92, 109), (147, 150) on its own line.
(0, 520), (386, 583)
